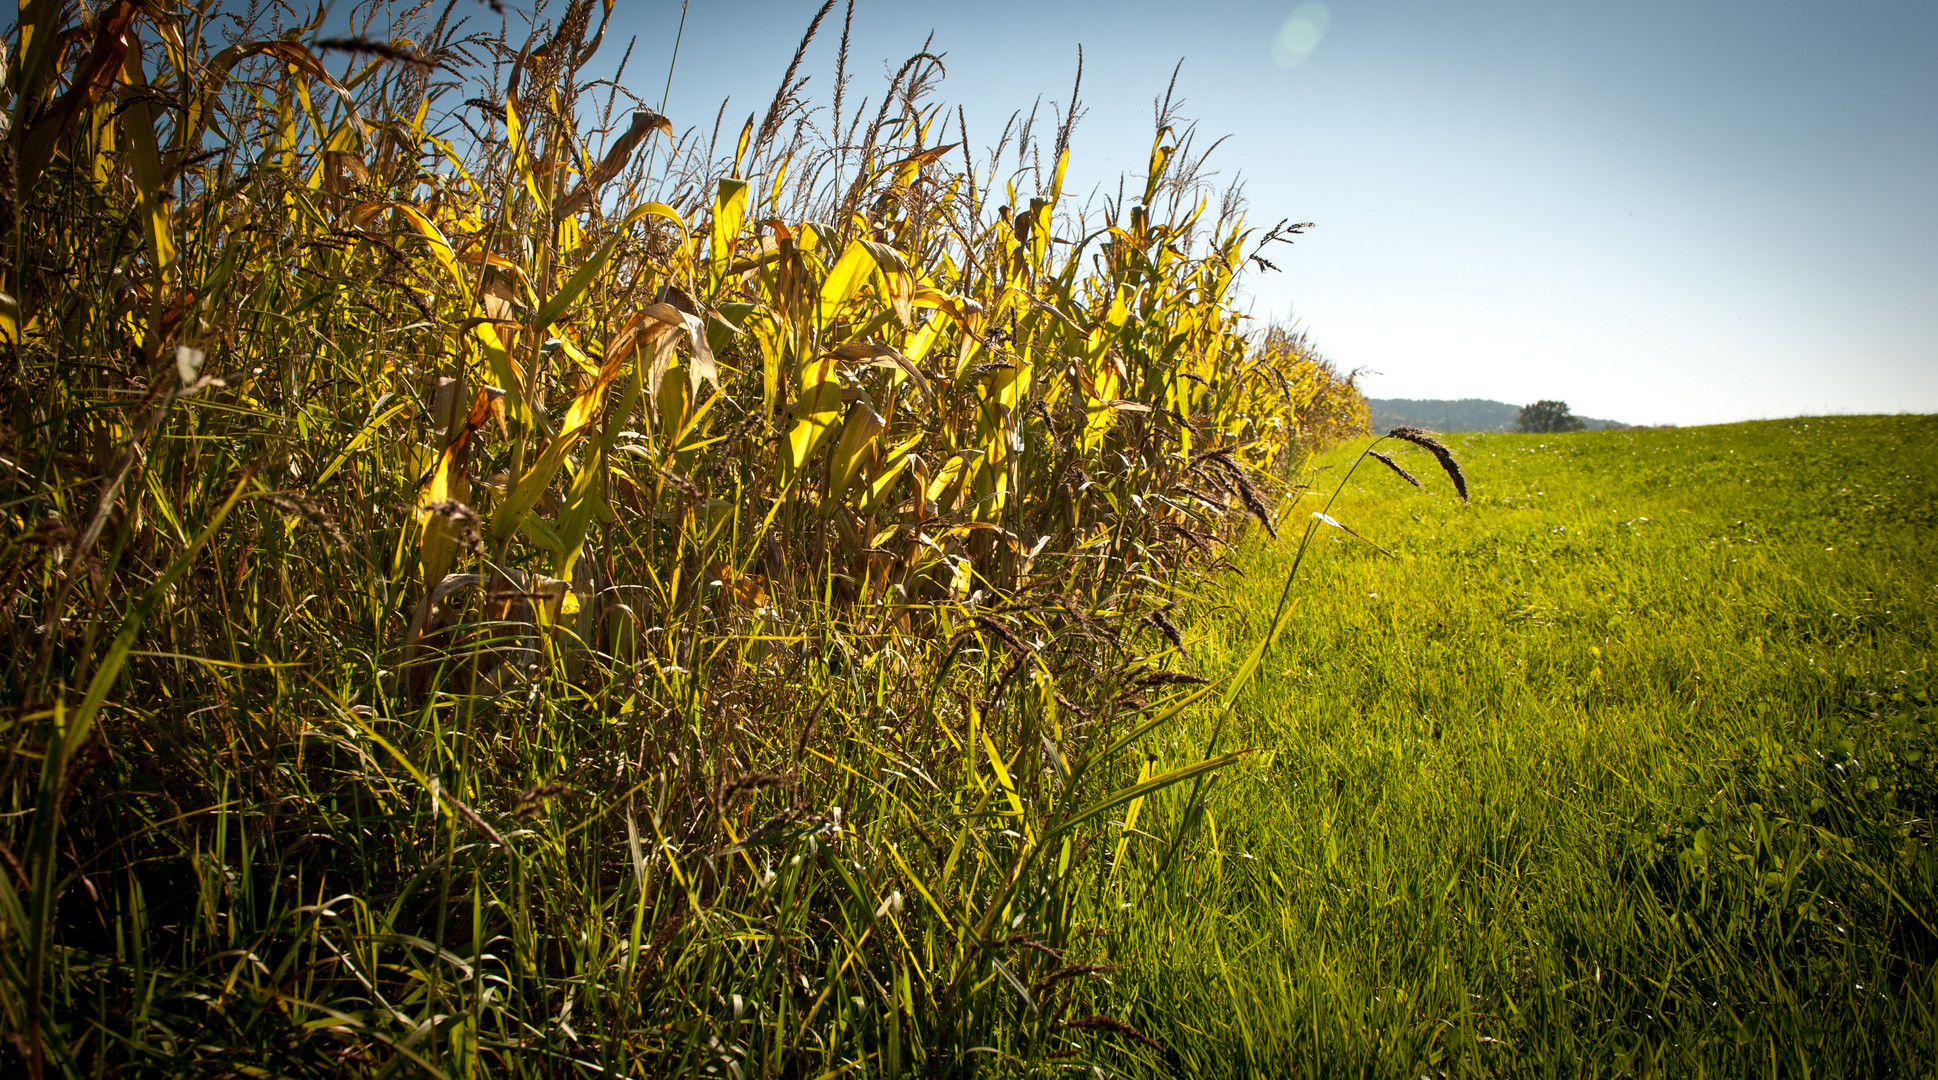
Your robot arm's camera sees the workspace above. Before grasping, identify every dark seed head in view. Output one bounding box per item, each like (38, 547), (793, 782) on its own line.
(1367, 450), (1420, 488)
(1386, 427), (1469, 501)
(1142, 609), (1187, 655)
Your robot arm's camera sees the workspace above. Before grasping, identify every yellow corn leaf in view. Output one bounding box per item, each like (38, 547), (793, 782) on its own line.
(1082, 357), (1123, 454)
(557, 108), (672, 218)
(818, 239), (879, 328)
(610, 301), (717, 426)
(13, 0), (69, 117)
(971, 450), (1011, 524)
(489, 348), (629, 543)
(634, 200), (690, 234)
(745, 312), (789, 423)
(388, 203), (470, 292)
(980, 728), (1028, 822)
(118, 46), (175, 288)
(416, 389), (495, 587)
(859, 433), (924, 515)
(557, 212), (585, 255)
(827, 399), (886, 500)
(709, 178), (751, 288)
(711, 563), (770, 611)
(733, 113), (757, 174)
(888, 143), (959, 189)
(1110, 754), (1158, 882)
(655, 354), (692, 443)
(880, 268), (917, 328)
(505, 92), (545, 206)
(900, 317), (942, 364)
(856, 238), (910, 275)
(784, 352), (843, 481)
(1024, 197), (1053, 274)
(548, 362), (636, 582)
(990, 355), (1031, 413)
(925, 451), (976, 506)
(830, 341), (933, 409)
(388, 203), (526, 411)
(949, 556), (975, 599)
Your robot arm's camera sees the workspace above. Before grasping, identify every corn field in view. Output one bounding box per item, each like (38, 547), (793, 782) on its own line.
(0, 1), (1366, 1075)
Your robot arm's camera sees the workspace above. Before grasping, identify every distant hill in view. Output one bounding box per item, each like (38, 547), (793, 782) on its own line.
(1367, 398), (1626, 433)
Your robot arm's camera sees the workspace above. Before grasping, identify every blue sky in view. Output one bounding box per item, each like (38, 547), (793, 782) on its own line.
(525, 0), (1935, 425)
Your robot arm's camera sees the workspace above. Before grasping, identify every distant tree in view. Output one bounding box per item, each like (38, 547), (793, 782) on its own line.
(1517, 400), (1586, 433)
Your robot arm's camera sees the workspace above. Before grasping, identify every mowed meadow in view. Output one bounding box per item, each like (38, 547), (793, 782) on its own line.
(1110, 417), (1938, 1076)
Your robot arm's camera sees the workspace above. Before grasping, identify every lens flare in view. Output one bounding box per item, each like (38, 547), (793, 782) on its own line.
(1271, 3), (1331, 70)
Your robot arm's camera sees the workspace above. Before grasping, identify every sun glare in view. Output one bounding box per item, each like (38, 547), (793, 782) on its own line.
(1272, 2), (1332, 69)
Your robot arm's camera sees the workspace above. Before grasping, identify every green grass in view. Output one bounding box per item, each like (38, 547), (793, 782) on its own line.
(1108, 416), (1938, 1077)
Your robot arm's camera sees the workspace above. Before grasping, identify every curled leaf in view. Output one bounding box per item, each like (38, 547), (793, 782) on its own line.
(830, 341), (934, 408)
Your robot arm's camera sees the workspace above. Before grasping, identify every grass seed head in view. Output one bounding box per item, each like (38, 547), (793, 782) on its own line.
(720, 771), (785, 803)
(1142, 609), (1187, 655)
(1234, 474), (1279, 537)
(1033, 963), (1117, 995)
(1387, 427), (1469, 500)
(513, 783), (572, 817)
(1368, 450), (1421, 488)
(1060, 1014), (1162, 1050)
(969, 614), (1028, 653)
(420, 499), (486, 555)
(264, 493), (350, 553)
(1134, 668), (1210, 689)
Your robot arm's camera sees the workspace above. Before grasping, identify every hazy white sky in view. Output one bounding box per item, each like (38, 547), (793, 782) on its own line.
(558, 1), (1935, 425)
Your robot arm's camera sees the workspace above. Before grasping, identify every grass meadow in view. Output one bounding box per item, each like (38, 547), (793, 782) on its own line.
(1107, 416), (1938, 1076)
